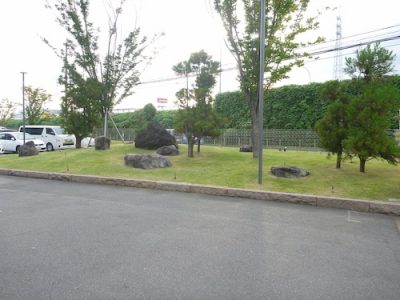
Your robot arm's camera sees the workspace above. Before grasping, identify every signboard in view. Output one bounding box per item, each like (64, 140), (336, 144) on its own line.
(157, 97), (168, 104)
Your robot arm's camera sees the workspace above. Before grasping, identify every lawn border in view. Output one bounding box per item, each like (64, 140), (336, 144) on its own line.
(1, 168), (399, 216)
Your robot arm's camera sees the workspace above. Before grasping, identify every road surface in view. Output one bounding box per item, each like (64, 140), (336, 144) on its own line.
(1, 175), (399, 299)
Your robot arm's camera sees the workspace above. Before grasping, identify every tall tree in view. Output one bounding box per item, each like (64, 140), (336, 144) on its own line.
(45, 0), (156, 123)
(24, 86), (51, 125)
(343, 43), (399, 172)
(214, 0), (322, 157)
(173, 50), (222, 157)
(315, 81), (352, 169)
(344, 84), (400, 172)
(0, 98), (16, 125)
(62, 76), (103, 148)
(344, 43), (395, 82)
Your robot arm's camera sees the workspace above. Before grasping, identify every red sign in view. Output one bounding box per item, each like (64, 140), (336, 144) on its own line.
(157, 98), (168, 104)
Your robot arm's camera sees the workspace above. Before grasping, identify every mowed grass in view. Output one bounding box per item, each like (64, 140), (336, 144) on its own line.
(0, 143), (399, 201)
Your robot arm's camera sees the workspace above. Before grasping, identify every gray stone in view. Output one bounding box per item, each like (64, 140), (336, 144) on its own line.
(124, 154), (172, 169)
(156, 145), (179, 156)
(271, 166), (309, 178)
(18, 141), (39, 157)
(95, 136), (111, 150)
(239, 145), (253, 152)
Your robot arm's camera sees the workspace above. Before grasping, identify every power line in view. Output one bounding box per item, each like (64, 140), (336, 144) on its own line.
(138, 35), (400, 86)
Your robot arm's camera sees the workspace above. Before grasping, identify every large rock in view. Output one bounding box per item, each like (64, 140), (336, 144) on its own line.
(124, 154), (172, 169)
(19, 141), (39, 157)
(156, 145), (179, 156)
(240, 145), (253, 152)
(95, 136), (111, 150)
(271, 166), (309, 178)
(135, 122), (176, 150)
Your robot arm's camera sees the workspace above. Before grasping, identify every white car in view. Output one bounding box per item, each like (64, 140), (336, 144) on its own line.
(19, 125), (76, 151)
(81, 137), (96, 148)
(0, 132), (46, 153)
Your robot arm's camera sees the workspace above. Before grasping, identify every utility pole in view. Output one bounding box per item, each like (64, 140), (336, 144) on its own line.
(64, 42), (68, 96)
(20, 72), (27, 145)
(333, 16), (343, 80)
(258, 0), (266, 185)
(219, 47), (222, 94)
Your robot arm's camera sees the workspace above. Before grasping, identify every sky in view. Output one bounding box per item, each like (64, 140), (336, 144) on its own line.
(1, 0), (400, 113)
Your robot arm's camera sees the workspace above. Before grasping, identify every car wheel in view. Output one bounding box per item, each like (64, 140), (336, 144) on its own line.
(46, 143), (54, 151)
(16, 145), (20, 154)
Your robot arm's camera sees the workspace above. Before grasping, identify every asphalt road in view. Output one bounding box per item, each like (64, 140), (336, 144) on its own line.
(0, 175), (399, 300)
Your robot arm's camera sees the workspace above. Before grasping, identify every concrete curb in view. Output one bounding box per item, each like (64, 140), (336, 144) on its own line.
(0, 168), (399, 216)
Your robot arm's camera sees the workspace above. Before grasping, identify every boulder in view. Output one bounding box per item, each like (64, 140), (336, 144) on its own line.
(240, 145), (253, 152)
(156, 145), (179, 156)
(135, 122), (176, 150)
(19, 141), (39, 157)
(271, 166), (309, 178)
(95, 136), (111, 150)
(124, 154), (172, 169)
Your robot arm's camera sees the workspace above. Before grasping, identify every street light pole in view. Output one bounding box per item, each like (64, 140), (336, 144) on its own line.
(258, 0), (266, 185)
(21, 72), (27, 145)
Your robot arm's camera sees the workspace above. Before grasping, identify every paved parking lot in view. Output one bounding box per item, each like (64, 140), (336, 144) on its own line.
(1, 175), (399, 299)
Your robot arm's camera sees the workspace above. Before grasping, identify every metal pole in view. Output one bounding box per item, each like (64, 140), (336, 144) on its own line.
(104, 109), (108, 137)
(21, 72), (27, 145)
(258, 0), (266, 185)
(219, 46), (222, 94)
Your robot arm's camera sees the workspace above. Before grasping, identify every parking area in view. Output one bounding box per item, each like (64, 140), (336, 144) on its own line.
(1, 175), (400, 299)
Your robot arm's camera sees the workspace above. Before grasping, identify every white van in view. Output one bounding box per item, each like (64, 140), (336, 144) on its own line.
(19, 125), (76, 151)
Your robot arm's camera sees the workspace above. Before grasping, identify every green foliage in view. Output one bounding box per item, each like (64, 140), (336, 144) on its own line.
(344, 84), (400, 172)
(2, 119), (20, 129)
(46, 0), (154, 118)
(108, 112), (133, 128)
(215, 92), (250, 128)
(24, 86), (51, 125)
(345, 43), (396, 82)
(0, 98), (16, 125)
(173, 50), (222, 157)
(266, 83), (327, 129)
(38, 113), (63, 125)
(215, 83), (327, 129)
(117, 103), (158, 133)
(315, 81), (352, 168)
(214, 0), (323, 156)
(143, 103), (157, 122)
(61, 77), (103, 148)
(154, 110), (177, 129)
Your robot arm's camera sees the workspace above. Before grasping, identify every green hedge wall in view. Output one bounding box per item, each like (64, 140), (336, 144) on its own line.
(215, 83), (326, 129)
(215, 76), (400, 129)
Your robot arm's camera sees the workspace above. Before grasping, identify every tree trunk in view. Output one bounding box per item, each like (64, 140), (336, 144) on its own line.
(197, 139), (201, 153)
(75, 136), (83, 149)
(187, 137), (194, 158)
(336, 151), (342, 169)
(359, 158), (366, 173)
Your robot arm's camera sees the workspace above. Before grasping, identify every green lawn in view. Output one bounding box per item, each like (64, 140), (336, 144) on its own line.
(0, 143), (399, 201)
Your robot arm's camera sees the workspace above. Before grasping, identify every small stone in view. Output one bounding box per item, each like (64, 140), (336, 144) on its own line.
(271, 166), (309, 178)
(124, 154), (172, 169)
(19, 141), (39, 157)
(239, 145), (253, 152)
(95, 136), (111, 150)
(156, 145), (179, 156)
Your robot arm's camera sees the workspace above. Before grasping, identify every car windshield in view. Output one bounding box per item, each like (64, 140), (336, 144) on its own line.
(53, 127), (65, 135)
